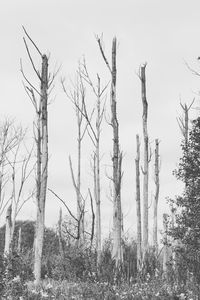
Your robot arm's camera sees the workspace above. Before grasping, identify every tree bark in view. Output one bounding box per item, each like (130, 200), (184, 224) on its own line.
(163, 213), (169, 276)
(17, 226), (22, 253)
(97, 36), (122, 265)
(77, 113), (84, 245)
(140, 63), (149, 257)
(34, 54), (48, 285)
(135, 134), (142, 270)
(94, 76), (101, 266)
(4, 204), (12, 255)
(110, 38), (122, 265)
(153, 139), (159, 253)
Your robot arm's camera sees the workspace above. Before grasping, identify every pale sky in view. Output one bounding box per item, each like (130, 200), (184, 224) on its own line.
(1, 0), (200, 242)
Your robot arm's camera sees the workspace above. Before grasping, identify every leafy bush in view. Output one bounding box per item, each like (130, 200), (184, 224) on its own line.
(0, 251), (33, 299)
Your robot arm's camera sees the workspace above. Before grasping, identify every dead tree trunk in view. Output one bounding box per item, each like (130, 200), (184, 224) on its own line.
(163, 213), (169, 276)
(78, 57), (108, 265)
(177, 100), (194, 186)
(62, 76), (86, 246)
(21, 28), (55, 285)
(108, 37), (123, 265)
(17, 227), (22, 253)
(77, 110), (84, 244)
(135, 134), (142, 270)
(95, 76), (102, 266)
(140, 63), (149, 258)
(97, 36), (122, 265)
(4, 205), (12, 255)
(58, 208), (65, 258)
(34, 54), (48, 284)
(153, 139), (160, 252)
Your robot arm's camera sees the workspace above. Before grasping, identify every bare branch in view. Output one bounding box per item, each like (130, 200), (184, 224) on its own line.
(22, 26), (43, 57)
(48, 188), (78, 222)
(23, 37), (42, 80)
(96, 35), (112, 73)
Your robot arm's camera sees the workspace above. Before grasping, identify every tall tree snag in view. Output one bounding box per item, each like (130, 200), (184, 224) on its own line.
(139, 63), (149, 257)
(135, 134), (142, 270)
(34, 53), (48, 285)
(21, 28), (52, 284)
(62, 76), (87, 245)
(79, 60), (107, 266)
(97, 36), (123, 265)
(153, 139), (160, 252)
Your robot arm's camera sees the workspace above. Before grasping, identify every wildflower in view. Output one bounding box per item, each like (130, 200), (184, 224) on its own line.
(40, 290), (48, 298)
(179, 293), (186, 299)
(12, 275), (20, 282)
(155, 268), (159, 277)
(46, 282), (53, 289)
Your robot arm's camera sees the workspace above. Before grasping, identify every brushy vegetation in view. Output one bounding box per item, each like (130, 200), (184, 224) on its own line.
(0, 236), (200, 299)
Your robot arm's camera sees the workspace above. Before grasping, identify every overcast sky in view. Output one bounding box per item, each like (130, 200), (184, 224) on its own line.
(1, 0), (200, 241)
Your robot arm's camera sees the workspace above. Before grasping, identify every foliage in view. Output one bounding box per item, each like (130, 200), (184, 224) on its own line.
(18, 277), (200, 299)
(0, 251), (32, 299)
(169, 117), (200, 282)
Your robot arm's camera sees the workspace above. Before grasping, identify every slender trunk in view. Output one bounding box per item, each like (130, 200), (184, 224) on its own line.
(135, 134), (142, 270)
(34, 54), (48, 285)
(163, 213), (169, 276)
(184, 105), (189, 187)
(111, 38), (122, 265)
(184, 104), (189, 149)
(153, 139), (159, 252)
(77, 120), (84, 245)
(140, 64), (149, 257)
(17, 226), (22, 253)
(58, 208), (66, 277)
(58, 208), (65, 258)
(4, 204), (12, 255)
(96, 77), (101, 266)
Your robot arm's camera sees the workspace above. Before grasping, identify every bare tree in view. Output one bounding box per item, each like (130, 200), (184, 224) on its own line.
(78, 59), (107, 265)
(139, 63), (149, 258)
(177, 99), (194, 149)
(62, 75), (88, 245)
(153, 139), (160, 253)
(97, 36), (123, 265)
(0, 120), (34, 255)
(0, 120), (24, 218)
(4, 146), (34, 254)
(21, 27), (54, 284)
(135, 134), (142, 270)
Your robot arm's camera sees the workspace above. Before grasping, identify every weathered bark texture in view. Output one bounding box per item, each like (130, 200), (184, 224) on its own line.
(97, 36), (123, 265)
(77, 108), (84, 244)
(94, 76), (101, 266)
(153, 139), (160, 252)
(58, 208), (65, 258)
(17, 226), (22, 253)
(163, 213), (169, 275)
(4, 204), (12, 254)
(110, 38), (122, 265)
(140, 64), (149, 256)
(135, 134), (142, 270)
(34, 55), (48, 285)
